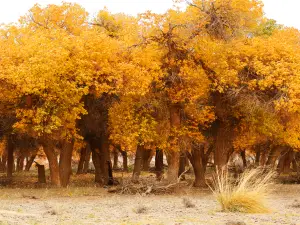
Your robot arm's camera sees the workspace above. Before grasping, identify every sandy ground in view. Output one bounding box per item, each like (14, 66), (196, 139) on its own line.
(0, 184), (300, 225)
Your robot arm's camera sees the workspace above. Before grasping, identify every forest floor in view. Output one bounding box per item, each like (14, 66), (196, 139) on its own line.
(0, 171), (300, 225)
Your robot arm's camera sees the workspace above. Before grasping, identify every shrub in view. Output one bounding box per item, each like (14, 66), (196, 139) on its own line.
(211, 168), (275, 213)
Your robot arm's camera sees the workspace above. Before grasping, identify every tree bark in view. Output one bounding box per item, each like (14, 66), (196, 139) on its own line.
(178, 152), (187, 180)
(83, 143), (91, 173)
(43, 140), (60, 186)
(214, 120), (233, 171)
(0, 148), (7, 173)
(77, 147), (86, 174)
(142, 149), (154, 171)
(17, 155), (24, 172)
(240, 150), (247, 168)
(132, 145), (144, 182)
(167, 104), (181, 183)
(121, 150), (128, 172)
(255, 149), (261, 166)
(266, 146), (284, 167)
(99, 133), (111, 185)
(91, 148), (102, 183)
(112, 149), (119, 169)
(59, 140), (74, 187)
(278, 150), (294, 174)
(155, 148), (164, 180)
(25, 154), (36, 171)
(187, 143), (212, 188)
(7, 135), (14, 178)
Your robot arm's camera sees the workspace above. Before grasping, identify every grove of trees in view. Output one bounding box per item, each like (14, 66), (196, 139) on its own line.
(0, 0), (299, 187)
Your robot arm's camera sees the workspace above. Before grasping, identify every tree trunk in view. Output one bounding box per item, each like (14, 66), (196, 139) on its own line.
(7, 136), (14, 178)
(17, 155), (24, 172)
(83, 143), (91, 173)
(43, 141), (60, 186)
(132, 145), (144, 182)
(240, 150), (247, 168)
(167, 104), (181, 183)
(142, 149), (153, 171)
(121, 150), (128, 172)
(187, 144), (210, 188)
(166, 151), (180, 183)
(266, 146), (284, 167)
(36, 163), (46, 183)
(214, 120), (233, 171)
(155, 148), (164, 181)
(0, 149), (7, 172)
(99, 133), (111, 185)
(25, 154), (36, 171)
(113, 149), (119, 169)
(91, 148), (102, 183)
(278, 150), (294, 174)
(59, 140), (74, 187)
(77, 147), (86, 174)
(178, 152), (187, 180)
(255, 149), (261, 166)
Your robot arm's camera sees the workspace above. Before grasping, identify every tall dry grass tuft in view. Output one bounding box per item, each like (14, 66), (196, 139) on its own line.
(211, 168), (275, 213)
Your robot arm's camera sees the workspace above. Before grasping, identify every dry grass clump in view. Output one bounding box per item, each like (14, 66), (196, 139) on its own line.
(211, 168), (275, 213)
(182, 197), (196, 208)
(133, 205), (148, 214)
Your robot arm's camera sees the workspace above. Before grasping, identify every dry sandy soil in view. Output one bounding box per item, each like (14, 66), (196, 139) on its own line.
(0, 183), (300, 225)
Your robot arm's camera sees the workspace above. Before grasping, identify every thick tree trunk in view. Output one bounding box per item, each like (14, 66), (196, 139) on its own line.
(59, 140), (74, 187)
(167, 104), (181, 183)
(166, 151), (180, 183)
(266, 146), (284, 167)
(99, 133), (111, 185)
(77, 148), (86, 174)
(7, 136), (14, 178)
(112, 149), (119, 169)
(187, 144), (210, 188)
(214, 121), (233, 171)
(43, 141), (60, 186)
(155, 148), (164, 180)
(132, 145), (143, 182)
(142, 149), (153, 171)
(178, 152), (187, 180)
(25, 154), (36, 171)
(83, 143), (91, 173)
(91, 148), (102, 183)
(278, 150), (294, 174)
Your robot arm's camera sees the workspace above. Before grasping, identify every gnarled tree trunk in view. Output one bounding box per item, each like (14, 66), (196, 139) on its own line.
(187, 143), (212, 188)
(59, 140), (74, 187)
(132, 145), (144, 182)
(166, 104), (181, 183)
(214, 120), (233, 171)
(43, 140), (60, 186)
